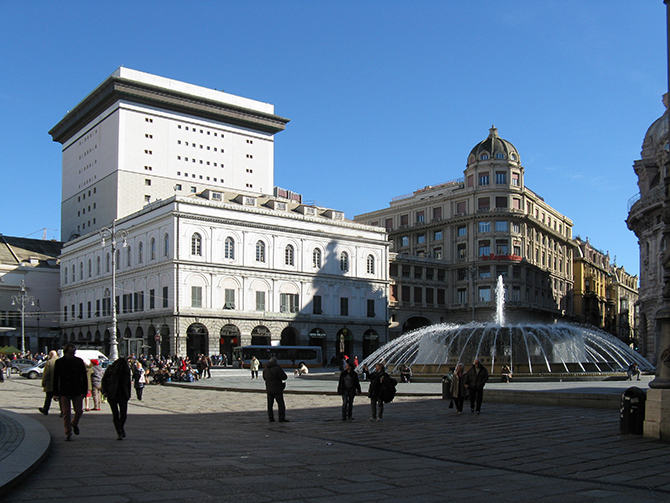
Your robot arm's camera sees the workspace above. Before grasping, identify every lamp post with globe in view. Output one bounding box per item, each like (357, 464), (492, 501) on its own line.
(11, 280), (35, 355)
(100, 220), (128, 361)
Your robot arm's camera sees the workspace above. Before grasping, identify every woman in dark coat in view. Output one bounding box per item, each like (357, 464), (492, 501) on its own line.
(102, 358), (132, 440)
(449, 363), (467, 414)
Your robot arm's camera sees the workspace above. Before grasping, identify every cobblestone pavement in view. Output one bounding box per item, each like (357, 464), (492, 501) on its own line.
(1, 375), (668, 503)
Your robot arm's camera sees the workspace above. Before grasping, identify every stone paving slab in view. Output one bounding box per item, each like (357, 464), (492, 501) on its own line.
(1, 374), (668, 503)
(0, 407), (50, 493)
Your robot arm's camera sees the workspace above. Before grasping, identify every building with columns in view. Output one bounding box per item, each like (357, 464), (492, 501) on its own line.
(53, 69), (389, 362)
(355, 127), (576, 338)
(627, 94), (669, 365)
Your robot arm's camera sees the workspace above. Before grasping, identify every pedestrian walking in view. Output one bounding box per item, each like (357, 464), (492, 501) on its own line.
(250, 356), (261, 379)
(132, 361), (147, 400)
(464, 358), (489, 414)
(90, 359), (103, 410)
(38, 351), (59, 415)
(338, 361), (361, 420)
(52, 344), (88, 441)
(263, 356), (288, 422)
(102, 358), (132, 440)
(449, 363), (467, 414)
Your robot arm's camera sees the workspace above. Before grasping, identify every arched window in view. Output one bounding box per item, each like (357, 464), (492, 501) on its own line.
(126, 246), (132, 267)
(191, 233), (202, 256)
(88, 259), (92, 277)
(72, 266), (75, 282)
(367, 254), (375, 274)
(79, 262), (84, 280)
(340, 252), (349, 272)
(495, 152), (504, 159)
(256, 240), (265, 262)
(480, 153), (489, 160)
(64, 266), (68, 284)
(312, 248), (322, 268)
(116, 249), (120, 270)
(96, 256), (100, 275)
(224, 237), (235, 259)
(106, 252), (110, 273)
(285, 244), (295, 266)
(138, 242), (143, 263)
(163, 233), (170, 257)
(150, 237), (156, 260)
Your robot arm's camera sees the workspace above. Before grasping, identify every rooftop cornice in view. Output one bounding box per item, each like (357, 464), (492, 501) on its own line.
(49, 75), (290, 144)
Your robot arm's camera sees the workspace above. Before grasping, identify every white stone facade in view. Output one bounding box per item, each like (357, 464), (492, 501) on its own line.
(60, 194), (389, 362)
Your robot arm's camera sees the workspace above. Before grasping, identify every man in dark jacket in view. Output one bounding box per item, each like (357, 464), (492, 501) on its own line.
(337, 361), (362, 420)
(464, 358), (489, 414)
(263, 356), (288, 422)
(367, 363), (389, 421)
(53, 343), (88, 440)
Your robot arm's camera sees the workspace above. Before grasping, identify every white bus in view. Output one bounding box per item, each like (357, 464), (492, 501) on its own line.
(233, 345), (323, 368)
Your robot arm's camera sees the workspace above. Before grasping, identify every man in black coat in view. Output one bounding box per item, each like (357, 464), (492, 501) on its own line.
(464, 357), (489, 415)
(367, 363), (389, 421)
(53, 343), (88, 440)
(263, 356), (288, 422)
(337, 361), (362, 420)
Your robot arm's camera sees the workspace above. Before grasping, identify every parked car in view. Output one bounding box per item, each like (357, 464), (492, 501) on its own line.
(10, 359), (36, 374)
(21, 360), (46, 380)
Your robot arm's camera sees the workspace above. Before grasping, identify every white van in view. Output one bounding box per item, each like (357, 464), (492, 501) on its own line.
(58, 348), (109, 364)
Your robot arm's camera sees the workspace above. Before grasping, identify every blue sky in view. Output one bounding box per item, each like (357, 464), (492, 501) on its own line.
(0, 1), (666, 276)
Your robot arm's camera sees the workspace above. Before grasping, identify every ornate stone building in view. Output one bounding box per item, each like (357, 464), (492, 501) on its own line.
(355, 127), (576, 338)
(572, 237), (638, 344)
(627, 94), (669, 365)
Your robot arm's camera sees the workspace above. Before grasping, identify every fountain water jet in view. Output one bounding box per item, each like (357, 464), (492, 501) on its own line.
(362, 276), (653, 378)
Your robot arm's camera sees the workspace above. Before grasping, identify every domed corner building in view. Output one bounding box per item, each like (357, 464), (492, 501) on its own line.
(354, 125), (577, 338)
(627, 93), (670, 366)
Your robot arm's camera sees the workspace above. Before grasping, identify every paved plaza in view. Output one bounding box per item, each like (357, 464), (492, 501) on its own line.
(1, 370), (669, 502)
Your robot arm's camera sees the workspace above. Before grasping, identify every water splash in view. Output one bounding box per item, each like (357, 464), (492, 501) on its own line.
(361, 280), (654, 375)
(493, 274), (505, 326)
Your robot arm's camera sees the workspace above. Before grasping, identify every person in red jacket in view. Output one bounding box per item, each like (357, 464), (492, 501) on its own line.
(52, 344), (88, 441)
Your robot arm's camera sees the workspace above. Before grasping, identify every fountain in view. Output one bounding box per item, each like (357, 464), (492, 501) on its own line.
(362, 276), (654, 378)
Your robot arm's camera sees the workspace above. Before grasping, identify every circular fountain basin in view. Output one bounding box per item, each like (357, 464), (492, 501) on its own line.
(361, 322), (654, 379)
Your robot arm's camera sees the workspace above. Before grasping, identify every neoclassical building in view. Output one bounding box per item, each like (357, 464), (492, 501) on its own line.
(53, 69), (389, 361)
(627, 94), (669, 365)
(59, 193), (388, 362)
(355, 126), (576, 337)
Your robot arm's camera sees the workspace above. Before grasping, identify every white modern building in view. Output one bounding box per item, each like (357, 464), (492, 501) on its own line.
(50, 67), (290, 243)
(52, 68), (389, 362)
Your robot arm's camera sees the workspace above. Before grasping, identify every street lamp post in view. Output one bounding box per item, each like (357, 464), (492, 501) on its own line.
(100, 220), (128, 361)
(11, 280), (35, 355)
(469, 265), (478, 322)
